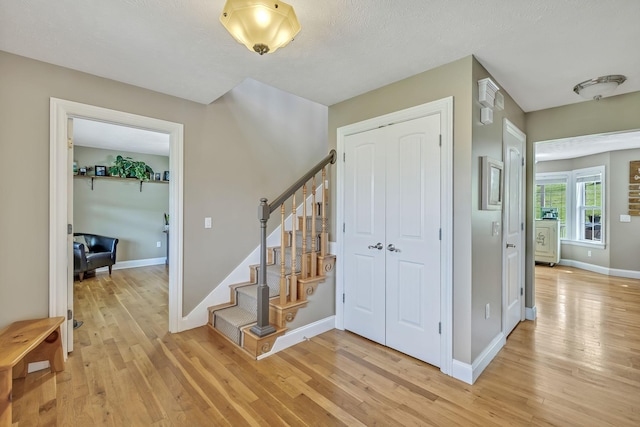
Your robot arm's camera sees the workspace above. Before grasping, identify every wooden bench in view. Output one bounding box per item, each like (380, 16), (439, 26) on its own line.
(0, 317), (65, 426)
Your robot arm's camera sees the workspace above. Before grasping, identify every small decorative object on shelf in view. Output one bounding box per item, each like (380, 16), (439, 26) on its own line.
(95, 165), (107, 176)
(164, 213), (170, 231)
(79, 167), (87, 176)
(155, 172), (161, 181)
(163, 171), (170, 181)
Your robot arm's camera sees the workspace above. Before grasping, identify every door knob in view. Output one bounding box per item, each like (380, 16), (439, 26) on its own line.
(368, 242), (383, 250)
(506, 243), (516, 248)
(387, 244), (401, 252)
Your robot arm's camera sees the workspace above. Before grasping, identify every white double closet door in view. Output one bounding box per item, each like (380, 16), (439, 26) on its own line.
(343, 114), (441, 367)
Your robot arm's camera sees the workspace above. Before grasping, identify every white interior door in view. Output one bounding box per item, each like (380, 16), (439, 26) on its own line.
(344, 115), (441, 365)
(343, 127), (386, 344)
(385, 115), (441, 365)
(66, 118), (74, 351)
(503, 120), (526, 336)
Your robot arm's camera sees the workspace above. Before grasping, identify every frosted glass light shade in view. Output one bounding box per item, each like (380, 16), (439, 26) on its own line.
(573, 75), (626, 101)
(220, 0), (301, 55)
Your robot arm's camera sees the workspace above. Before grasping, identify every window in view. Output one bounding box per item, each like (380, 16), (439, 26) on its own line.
(535, 166), (604, 245)
(535, 174), (568, 238)
(575, 168), (603, 243)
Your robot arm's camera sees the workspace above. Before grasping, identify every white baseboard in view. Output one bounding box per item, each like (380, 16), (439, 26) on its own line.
(608, 268), (640, 280)
(257, 316), (335, 360)
(558, 259), (640, 280)
(27, 361), (50, 373)
(525, 306), (537, 321)
(451, 332), (505, 384)
(179, 187), (326, 332)
(95, 257), (165, 272)
(329, 241), (337, 256)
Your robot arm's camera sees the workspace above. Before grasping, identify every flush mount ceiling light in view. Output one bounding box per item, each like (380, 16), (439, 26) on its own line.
(573, 74), (627, 101)
(220, 0), (301, 55)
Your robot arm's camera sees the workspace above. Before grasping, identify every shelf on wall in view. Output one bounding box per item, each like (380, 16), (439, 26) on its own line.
(74, 174), (169, 192)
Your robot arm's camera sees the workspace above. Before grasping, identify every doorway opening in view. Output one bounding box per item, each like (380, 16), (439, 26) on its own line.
(50, 98), (184, 356)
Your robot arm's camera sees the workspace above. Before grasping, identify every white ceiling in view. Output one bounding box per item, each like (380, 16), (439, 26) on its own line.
(535, 130), (640, 162)
(74, 118), (170, 156)
(1, 0), (639, 112)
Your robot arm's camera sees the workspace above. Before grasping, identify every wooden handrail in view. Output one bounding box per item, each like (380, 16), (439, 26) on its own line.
(268, 150), (336, 213)
(251, 150), (336, 338)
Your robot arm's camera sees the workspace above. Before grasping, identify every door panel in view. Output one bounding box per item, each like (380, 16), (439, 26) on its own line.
(394, 260), (423, 327)
(385, 115), (441, 365)
(344, 130), (386, 344)
(503, 121), (525, 336)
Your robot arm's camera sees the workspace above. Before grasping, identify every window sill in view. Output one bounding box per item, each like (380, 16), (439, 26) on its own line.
(560, 239), (605, 250)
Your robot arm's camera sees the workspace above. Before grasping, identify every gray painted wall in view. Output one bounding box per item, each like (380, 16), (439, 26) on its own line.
(0, 51), (328, 328)
(74, 146), (169, 262)
(536, 148), (640, 272)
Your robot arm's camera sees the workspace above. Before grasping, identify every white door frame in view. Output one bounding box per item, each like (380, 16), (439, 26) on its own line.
(335, 97), (454, 375)
(502, 119), (526, 334)
(49, 98), (184, 356)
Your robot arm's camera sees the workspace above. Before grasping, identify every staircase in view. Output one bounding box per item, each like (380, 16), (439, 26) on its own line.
(208, 151), (337, 359)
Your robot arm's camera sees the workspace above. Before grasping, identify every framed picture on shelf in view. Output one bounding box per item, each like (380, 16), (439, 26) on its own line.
(163, 171), (170, 181)
(95, 165), (107, 176)
(155, 172), (161, 181)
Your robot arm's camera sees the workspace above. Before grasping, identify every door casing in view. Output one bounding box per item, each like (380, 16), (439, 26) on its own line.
(49, 98), (185, 357)
(502, 119), (526, 336)
(336, 97), (454, 375)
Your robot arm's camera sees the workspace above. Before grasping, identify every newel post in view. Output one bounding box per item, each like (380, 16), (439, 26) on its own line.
(251, 198), (276, 337)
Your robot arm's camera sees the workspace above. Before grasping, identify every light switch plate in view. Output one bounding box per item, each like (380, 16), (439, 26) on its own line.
(492, 221), (500, 236)
(620, 214), (631, 223)
(204, 217), (212, 228)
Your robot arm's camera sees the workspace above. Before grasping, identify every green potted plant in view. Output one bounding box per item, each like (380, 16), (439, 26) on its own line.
(108, 155), (154, 181)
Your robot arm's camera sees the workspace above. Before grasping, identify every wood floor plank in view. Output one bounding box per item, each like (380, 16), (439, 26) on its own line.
(9, 264), (640, 426)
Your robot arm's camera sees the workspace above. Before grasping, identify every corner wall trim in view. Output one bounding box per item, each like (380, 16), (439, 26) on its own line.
(257, 316), (335, 360)
(525, 306), (537, 320)
(452, 332), (505, 384)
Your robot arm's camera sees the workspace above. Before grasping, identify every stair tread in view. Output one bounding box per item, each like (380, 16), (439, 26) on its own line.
(237, 283), (279, 298)
(214, 306), (256, 328)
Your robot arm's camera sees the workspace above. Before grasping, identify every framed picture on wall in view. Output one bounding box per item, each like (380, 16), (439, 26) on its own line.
(95, 165), (107, 176)
(481, 156), (503, 210)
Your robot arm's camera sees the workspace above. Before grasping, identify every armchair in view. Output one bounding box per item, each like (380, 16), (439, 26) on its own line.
(73, 233), (119, 281)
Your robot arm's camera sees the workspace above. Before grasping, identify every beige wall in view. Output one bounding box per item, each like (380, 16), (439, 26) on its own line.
(470, 60), (526, 358)
(536, 148), (640, 272)
(329, 56), (474, 363)
(74, 146), (169, 262)
(0, 51), (328, 328)
(329, 56), (527, 364)
(526, 92), (640, 142)
(610, 148), (640, 270)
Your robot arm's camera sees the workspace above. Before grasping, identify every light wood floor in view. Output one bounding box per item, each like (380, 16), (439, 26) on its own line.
(11, 265), (640, 426)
